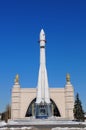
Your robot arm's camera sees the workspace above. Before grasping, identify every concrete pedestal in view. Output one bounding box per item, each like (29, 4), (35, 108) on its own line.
(35, 102), (52, 118)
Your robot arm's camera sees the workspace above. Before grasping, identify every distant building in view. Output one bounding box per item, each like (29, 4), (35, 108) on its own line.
(11, 29), (74, 120)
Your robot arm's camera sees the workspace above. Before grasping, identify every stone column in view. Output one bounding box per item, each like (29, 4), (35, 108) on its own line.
(65, 74), (74, 120)
(11, 74), (21, 119)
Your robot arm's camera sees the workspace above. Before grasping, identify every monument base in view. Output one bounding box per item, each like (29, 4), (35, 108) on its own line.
(35, 102), (52, 119)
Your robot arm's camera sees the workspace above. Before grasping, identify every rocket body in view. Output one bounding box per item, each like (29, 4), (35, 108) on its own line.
(36, 29), (50, 104)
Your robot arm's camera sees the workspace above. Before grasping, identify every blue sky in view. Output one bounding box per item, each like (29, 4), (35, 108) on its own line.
(0, 0), (86, 112)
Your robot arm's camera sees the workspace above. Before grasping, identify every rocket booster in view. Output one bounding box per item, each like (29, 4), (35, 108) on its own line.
(36, 29), (50, 104)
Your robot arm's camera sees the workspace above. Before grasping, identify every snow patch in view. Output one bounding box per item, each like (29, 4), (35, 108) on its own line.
(52, 127), (86, 130)
(0, 121), (7, 127)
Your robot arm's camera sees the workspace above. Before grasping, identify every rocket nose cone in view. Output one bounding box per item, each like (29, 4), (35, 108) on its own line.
(40, 29), (45, 35)
(40, 29), (45, 41)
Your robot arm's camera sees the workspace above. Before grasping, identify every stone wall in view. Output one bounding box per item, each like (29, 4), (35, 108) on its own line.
(11, 83), (74, 120)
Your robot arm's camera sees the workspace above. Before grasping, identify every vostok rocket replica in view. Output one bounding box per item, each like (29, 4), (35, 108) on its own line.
(35, 29), (51, 118)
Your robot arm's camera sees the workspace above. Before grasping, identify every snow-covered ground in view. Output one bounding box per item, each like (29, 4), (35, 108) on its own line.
(0, 127), (86, 130)
(0, 121), (6, 127)
(52, 128), (86, 130)
(0, 127), (32, 130)
(0, 120), (86, 130)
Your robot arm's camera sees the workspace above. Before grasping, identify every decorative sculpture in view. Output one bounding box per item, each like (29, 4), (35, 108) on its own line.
(14, 74), (19, 83)
(66, 73), (70, 82)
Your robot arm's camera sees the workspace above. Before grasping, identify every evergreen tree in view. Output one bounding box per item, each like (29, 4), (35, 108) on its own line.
(73, 93), (84, 121)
